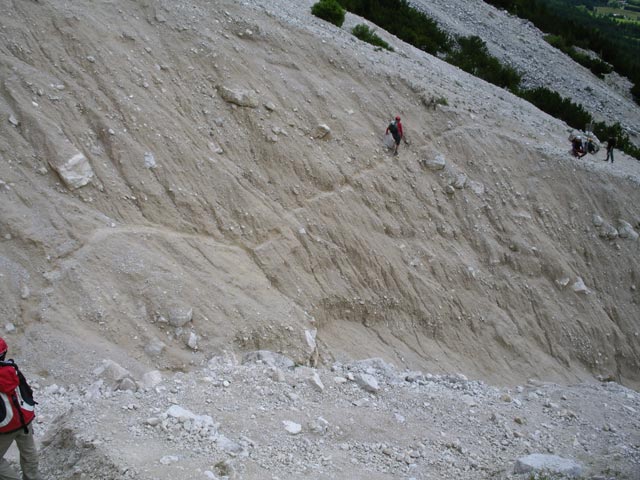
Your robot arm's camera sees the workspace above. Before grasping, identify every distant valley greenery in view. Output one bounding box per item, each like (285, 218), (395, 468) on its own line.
(326, 0), (640, 160)
(482, 0), (640, 103)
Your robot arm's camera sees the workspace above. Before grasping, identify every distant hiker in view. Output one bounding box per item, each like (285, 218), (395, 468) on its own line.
(0, 338), (41, 480)
(571, 136), (586, 158)
(385, 116), (404, 156)
(605, 136), (616, 163)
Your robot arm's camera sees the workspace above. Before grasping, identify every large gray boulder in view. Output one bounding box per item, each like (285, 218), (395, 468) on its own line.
(514, 454), (583, 476)
(218, 85), (259, 107)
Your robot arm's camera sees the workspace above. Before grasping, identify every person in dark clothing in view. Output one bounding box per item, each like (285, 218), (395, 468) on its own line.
(605, 136), (616, 163)
(385, 116), (404, 156)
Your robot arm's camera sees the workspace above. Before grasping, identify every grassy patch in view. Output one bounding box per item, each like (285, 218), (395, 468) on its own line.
(352, 24), (394, 51)
(312, 0), (346, 27)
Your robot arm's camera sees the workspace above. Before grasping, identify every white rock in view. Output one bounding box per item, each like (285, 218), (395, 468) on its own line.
(145, 417), (161, 427)
(118, 377), (138, 392)
(159, 455), (179, 465)
(4, 323), (16, 333)
(305, 328), (317, 351)
(186, 331), (198, 350)
(468, 180), (485, 195)
(307, 372), (325, 392)
(452, 173), (467, 189)
(50, 152), (94, 189)
(8, 114), (19, 126)
(355, 373), (380, 393)
(168, 307), (193, 327)
(216, 434), (243, 454)
(592, 214), (604, 227)
(142, 370), (163, 389)
(94, 359), (133, 389)
(145, 339), (166, 357)
(618, 220), (639, 240)
(571, 277), (589, 294)
(424, 153), (446, 170)
(283, 420), (302, 435)
(144, 151), (157, 169)
(218, 85), (258, 107)
(514, 454), (583, 476)
(311, 124), (331, 139)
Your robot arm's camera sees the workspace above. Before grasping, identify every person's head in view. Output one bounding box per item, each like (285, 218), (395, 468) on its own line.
(0, 337), (7, 361)
(395, 116), (401, 122)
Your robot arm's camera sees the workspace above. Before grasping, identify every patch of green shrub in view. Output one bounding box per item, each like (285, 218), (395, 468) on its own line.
(352, 24), (394, 51)
(544, 35), (613, 79)
(311, 0), (346, 28)
(446, 36), (521, 91)
(593, 121), (640, 159)
(517, 86), (592, 130)
(339, 0), (453, 55)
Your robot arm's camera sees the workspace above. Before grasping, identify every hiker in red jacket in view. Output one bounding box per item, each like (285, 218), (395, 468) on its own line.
(385, 116), (404, 155)
(0, 337), (41, 480)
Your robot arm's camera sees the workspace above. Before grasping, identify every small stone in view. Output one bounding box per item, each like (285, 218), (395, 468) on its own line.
(355, 373), (379, 393)
(283, 420), (302, 435)
(307, 372), (324, 392)
(86, 55), (96, 63)
(311, 124), (331, 139)
(144, 152), (157, 169)
(186, 331), (198, 350)
(8, 115), (19, 127)
(4, 323), (16, 334)
(145, 417), (161, 426)
(571, 277), (589, 294)
(264, 102), (276, 111)
(118, 377), (138, 392)
(168, 307), (193, 327)
(159, 455), (179, 465)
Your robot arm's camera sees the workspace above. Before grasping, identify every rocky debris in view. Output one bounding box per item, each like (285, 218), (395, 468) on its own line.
(31, 358), (640, 479)
(242, 350), (295, 370)
(93, 359), (138, 391)
(514, 453), (583, 476)
(218, 85), (259, 108)
(311, 124), (331, 139)
(142, 370), (163, 389)
(618, 220), (639, 240)
(8, 114), (19, 127)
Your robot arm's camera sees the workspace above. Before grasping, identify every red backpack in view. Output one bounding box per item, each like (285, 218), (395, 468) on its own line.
(0, 361), (36, 434)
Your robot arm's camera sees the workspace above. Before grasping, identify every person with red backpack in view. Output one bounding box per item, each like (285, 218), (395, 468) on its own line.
(0, 338), (41, 480)
(385, 116), (405, 156)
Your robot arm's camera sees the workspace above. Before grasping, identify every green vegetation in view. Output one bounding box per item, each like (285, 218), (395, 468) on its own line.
(352, 24), (394, 51)
(330, 0), (640, 160)
(544, 34), (613, 78)
(518, 87), (592, 129)
(446, 36), (522, 90)
(311, 0), (346, 28)
(482, 0), (640, 104)
(338, 0), (452, 55)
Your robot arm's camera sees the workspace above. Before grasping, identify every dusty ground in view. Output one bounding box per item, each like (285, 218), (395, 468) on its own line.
(0, 0), (639, 478)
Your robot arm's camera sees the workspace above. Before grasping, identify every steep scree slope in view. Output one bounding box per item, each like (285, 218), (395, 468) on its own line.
(0, 0), (639, 389)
